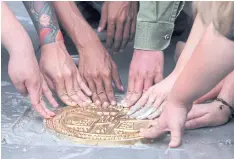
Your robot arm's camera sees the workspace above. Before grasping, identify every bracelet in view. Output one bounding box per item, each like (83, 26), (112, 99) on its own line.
(215, 98), (234, 120)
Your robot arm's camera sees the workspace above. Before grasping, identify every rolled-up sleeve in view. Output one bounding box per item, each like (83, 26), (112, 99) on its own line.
(134, 1), (184, 51)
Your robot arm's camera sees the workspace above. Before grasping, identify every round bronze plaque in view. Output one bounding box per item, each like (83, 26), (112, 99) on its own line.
(44, 104), (150, 146)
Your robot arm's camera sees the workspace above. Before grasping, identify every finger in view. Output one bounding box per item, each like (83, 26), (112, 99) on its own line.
(74, 72), (92, 105)
(145, 93), (157, 108)
(127, 92), (150, 115)
(31, 102), (49, 118)
(86, 77), (101, 106)
(40, 98), (55, 117)
(76, 70), (92, 96)
(121, 72), (135, 107)
(137, 107), (157, 119)
(148, 104), (165, 119)
(154, 73), (163, 84)
(64, 72), (82, 105)
(55, 78), (76, 106)
(143, 77), (154, 92)
(14, 81), (28, 96)
(106, 18), (115, 49)
(169, 126), (183, 148)
(140, 119), (165, 138)
(26, 79), (51, 118)
(185, 115), (211, 130)
(44, 75), (55, 90)
(42, 77), (58, 108)
(111, 62), (124, 91)
(119, 18), (131, 51)
(98, 3), (108, 32)
(126, 77), (144, 107)
(194, 81), (223, 104)
(129, 15), (136, 42)
(112, 19), (124, 52)
(93, 77), (109, 107)
(152, 95), (166, 110)
(186, 104), (207, 121)
(103, 75), (116, 106)
(133, 106), (157, 119)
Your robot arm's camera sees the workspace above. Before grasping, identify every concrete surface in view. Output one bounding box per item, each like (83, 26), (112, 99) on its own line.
(1, 2), (234, 159)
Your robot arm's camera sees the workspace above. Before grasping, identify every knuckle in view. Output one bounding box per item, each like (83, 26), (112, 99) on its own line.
(64, 71), (73, 78)
(112, 63), (118, 70)
(102, 70), (111, 78)
(127, 16), (133, 21)
(31, 78), (40, 88)
(109, 17), (116, 24)
(118, 17), (126, 23)
(56, 74), (63, 82)
(107, 32), (114, 38)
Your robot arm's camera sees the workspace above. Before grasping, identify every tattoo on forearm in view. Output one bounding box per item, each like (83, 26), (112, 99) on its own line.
(23, 1), (63, 45)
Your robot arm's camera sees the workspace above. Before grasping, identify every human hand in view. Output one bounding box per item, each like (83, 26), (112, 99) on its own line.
(127, 73), (177, 119)
(40, 41), (92, 107)
(185, 100), (231, 129)
(78, 41), (124, 107)
(140, 100), (189, 148)
(98, 1), (138, 53)
(121, 49), (164, 107)
(8, 47), (58, 118)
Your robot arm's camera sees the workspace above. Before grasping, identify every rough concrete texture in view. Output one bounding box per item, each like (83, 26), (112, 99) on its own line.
(2, 2), (234, 159)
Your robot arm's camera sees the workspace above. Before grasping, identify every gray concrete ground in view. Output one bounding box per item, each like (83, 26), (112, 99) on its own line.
(1, 2), (234, 159)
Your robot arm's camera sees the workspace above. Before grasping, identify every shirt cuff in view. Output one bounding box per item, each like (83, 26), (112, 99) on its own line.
(134, 21), (174, 51)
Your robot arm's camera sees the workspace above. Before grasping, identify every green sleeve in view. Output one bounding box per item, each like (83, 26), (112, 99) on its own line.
(134, 1), (184, 51)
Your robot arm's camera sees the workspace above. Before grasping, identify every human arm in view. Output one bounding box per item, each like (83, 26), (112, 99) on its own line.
(53, 1), (124, 107)
(1, 1), (58, 118)
(169, 23), (234, 106)
(23, 1), (92, 107)
(140, 23), (234, 148)
(126, 14), (206, 116)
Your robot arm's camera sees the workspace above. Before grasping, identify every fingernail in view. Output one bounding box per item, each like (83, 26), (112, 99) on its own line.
(70, 101), (77, 106)
(122, 102), (128, 107)
(111, 100), (116, 105)
(103, 102), (109, 107)
(120, 86), (124, 92)
(95, 100), (101, 106)
(127, 109), (134, 115)
(137, 116), (143, 120)
(87, 91), (92, 96)
(87, 99), (92, 104)
(97, 27), (102, 32)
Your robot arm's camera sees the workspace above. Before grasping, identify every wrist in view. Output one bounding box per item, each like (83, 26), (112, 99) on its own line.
(168, 93), (193, 111)
(41, 41), (67, 55)
(77, 38), (104, 56)
(9, 39), (34, 57)
(71, 20), (100, 50)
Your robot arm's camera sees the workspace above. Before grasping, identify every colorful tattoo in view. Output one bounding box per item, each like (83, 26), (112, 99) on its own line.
(23, 1), (63, 45)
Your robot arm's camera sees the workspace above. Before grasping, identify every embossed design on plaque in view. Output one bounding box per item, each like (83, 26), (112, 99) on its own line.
(45, 104), (150, 145)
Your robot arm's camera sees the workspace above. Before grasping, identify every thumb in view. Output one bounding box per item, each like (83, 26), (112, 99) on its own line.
(169, 126), (183, 148)
(98, 4), (108, 32)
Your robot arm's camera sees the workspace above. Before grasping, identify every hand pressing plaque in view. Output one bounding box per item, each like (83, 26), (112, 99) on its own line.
(44, 104), (150, 146)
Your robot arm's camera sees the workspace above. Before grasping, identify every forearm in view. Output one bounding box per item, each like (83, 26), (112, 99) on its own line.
(134, 1), (184, 51)
(53, 1), (99, 49)
(23, 1), (63, 45)
(172, 14), (206, 77)
(169, 23), (234, 107)
(1, 2), (33, 55)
